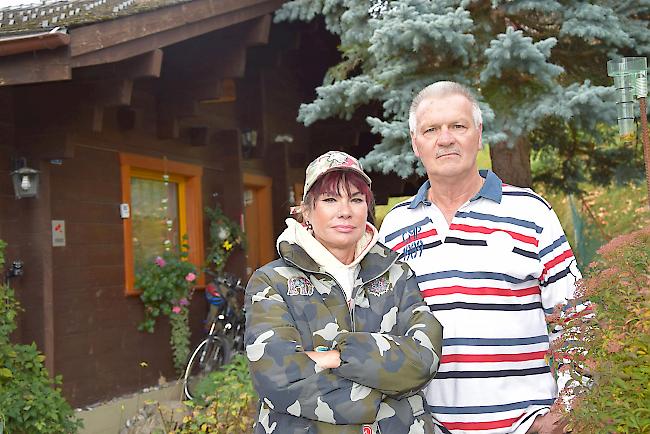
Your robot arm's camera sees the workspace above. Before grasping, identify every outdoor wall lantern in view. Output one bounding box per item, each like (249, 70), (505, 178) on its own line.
(607, 56), (649, 208)
(10, 158), (40, 199)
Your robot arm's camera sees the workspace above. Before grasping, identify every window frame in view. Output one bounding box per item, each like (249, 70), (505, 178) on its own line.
(120, 153), (204, 295)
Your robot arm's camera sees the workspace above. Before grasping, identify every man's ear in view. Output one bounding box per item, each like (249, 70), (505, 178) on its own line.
(477, 123), (483, 150)
(410, 131), (420, 158)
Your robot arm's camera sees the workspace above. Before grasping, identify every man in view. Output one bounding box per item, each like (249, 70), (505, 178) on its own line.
(379, 81), (580, 434)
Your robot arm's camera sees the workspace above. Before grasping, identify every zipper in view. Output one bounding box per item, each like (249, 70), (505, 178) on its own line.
(282, 257), (355, 332)
(283, 251), (400, 335)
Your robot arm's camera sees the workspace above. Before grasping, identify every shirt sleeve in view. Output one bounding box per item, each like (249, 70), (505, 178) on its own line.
(332, 263), (443, 398)
(245, 268), (384, 425)
(537, 207), (582, 312)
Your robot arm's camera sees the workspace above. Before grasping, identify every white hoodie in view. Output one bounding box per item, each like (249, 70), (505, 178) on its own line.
(276, 218), (379, 301)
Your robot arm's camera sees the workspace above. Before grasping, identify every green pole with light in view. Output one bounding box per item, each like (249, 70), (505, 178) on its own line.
(607, 57), (650, 208)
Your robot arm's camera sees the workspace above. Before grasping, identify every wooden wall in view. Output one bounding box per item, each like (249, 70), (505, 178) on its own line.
(0, 70), (247, 406)
(0, 18), (368, 408)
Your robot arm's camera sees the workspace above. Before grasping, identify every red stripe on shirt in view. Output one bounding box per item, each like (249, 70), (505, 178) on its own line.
(442, 414), (524, 431)
(391, 228), (438, 251)
(541, 249), (574, 279)
(450, 223), (539, 246)
(421, 285), (540, 298)
(441, 351), (547, 364)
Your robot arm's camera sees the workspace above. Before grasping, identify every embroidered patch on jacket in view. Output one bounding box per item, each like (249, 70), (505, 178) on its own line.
(287, 276), (314, 296)
(366, 277), (391, 297)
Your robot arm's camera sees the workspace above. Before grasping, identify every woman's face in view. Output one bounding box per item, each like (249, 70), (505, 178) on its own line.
(304, 183), (368, 256)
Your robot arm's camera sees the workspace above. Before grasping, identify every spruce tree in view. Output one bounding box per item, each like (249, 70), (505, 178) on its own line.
(276, 0), (649, 186)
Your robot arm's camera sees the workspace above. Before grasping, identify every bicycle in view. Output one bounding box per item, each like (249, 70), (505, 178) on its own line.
(183, 272), (246, 401)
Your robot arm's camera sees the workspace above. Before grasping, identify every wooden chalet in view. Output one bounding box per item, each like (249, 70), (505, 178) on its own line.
(0, 0), (373, 407)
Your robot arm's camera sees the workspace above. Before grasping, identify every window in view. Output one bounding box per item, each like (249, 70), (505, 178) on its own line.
(120, 153), (204, 295)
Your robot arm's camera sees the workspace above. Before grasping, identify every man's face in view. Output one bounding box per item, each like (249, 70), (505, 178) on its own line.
(410, 94), (482, 181)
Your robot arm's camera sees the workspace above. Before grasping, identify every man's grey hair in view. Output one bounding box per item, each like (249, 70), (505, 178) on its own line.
(408, 81), (483, 134)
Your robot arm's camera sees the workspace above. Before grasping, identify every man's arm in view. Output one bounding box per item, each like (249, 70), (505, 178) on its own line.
(538, 208), (582, 311)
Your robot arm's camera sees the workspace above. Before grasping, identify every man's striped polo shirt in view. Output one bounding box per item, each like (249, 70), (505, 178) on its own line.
(378, 170), (581, 434)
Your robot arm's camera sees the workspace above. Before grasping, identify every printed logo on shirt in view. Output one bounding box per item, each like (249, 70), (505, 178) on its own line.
(401, 225), (426, 259)
(362, 425), (373, 434)
(367, 276), (391, 297)
(287, 276), (314, 296)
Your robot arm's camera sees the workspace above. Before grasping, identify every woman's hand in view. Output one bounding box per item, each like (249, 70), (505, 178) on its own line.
(305, 350), (341, 369)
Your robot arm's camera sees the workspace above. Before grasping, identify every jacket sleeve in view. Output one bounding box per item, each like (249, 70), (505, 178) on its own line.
(245, 268), (384, 425)
(332, 263), (443, 398)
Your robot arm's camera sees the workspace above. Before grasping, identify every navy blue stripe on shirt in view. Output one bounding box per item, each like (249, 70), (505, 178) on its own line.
(435, 366), (550, 379)
(456, 211), (544, 234)
(416, 270), (537, 285)
(445, 237), (488, 246)
(542, 266), (572, 286)
(383, 216), (433, 243)
(397, 240), (443, 260)
(502, 191), (552, 209)
(443, 335), (549, 346)
(429, 398), (556, 414)
(512, 247), (538, 259)
(539, 235), (568, 257)
(429, 301), (543, 312)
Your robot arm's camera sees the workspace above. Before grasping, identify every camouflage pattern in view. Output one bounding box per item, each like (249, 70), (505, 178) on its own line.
(302, 150), (371, 199)
(245, 240), (443, 434)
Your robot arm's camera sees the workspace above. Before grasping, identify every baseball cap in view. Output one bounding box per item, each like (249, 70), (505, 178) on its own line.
(303, 151), (371, 200)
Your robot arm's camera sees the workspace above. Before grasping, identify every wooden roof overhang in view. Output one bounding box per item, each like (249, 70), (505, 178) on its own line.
(0, 0), (283, 87)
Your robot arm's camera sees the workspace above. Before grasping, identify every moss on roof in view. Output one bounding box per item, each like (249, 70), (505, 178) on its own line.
(0, 0), (192, 36)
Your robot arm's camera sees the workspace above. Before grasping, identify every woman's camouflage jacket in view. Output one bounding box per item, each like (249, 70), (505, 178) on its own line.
(245, 239), (443, 434)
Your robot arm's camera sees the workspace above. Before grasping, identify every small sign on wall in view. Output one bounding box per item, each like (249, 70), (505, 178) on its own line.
(52, 220), (66, 247)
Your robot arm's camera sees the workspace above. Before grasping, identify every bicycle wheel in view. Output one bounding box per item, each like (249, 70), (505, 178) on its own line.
(183, 335), (230, 400)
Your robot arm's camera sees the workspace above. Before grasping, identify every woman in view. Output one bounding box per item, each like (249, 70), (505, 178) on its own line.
(245, 151), (443, 434)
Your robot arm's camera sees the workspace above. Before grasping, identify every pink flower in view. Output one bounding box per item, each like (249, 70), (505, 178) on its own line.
(185, 272), (196, 282)
(154, 256), (166, 267)
(179, 297), (189, 306)
(172, 306), (182, 314)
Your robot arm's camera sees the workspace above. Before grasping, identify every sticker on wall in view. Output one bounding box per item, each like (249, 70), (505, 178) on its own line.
(52, 220), (66, 247)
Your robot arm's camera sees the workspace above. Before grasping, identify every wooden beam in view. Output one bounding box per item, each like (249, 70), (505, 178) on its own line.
(69, 0), (283, 68)
(162, 15), (271, 81)
(245, 14), (272, 46)
(82, 79), (134, 107)
(0, 46), (70, 86)
(166, 36), (250, 84)
(167, 79), (226, 102)
(72, 49), (163, 81)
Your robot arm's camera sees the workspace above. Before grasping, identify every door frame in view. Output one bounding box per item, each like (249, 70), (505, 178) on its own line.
(242, 173), (274, 267)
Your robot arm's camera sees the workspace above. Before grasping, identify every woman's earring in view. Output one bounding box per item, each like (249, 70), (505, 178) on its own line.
(305, 221), (313, 232)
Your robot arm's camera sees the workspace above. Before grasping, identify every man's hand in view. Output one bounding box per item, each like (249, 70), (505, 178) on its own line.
(304, 350), (341, 369)
(527, 411), (569, 434)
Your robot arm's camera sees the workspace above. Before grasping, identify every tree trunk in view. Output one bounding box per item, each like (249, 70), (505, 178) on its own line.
(489, 137), (532, 187)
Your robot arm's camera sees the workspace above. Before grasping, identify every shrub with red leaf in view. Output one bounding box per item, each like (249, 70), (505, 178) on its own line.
(551, 226), (650, 433)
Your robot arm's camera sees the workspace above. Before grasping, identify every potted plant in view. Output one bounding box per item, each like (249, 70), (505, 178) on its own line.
(136, 239), (197, 374)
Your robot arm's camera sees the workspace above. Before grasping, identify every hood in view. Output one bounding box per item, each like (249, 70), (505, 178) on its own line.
(277, 218), (399, 284)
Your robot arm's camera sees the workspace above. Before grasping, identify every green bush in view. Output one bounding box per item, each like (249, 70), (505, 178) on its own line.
(175, 355), (257, 433)
(552, 227), (650, 433)
(0, 241), (82, 433)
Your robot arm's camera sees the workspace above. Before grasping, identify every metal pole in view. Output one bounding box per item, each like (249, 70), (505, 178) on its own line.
(639, 97), (650, 209)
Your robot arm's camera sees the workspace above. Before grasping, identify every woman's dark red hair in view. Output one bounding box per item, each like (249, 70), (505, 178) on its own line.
(304, 170), (375, 223)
